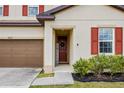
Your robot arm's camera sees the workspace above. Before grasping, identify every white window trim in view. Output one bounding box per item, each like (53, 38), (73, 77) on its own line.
(0, 5), (3, 16)
(98, 28), (115, 55)
(28, 5), (39, 16)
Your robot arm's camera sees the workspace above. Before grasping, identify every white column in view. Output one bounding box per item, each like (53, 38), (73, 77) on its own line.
(44, 22), (53, 73)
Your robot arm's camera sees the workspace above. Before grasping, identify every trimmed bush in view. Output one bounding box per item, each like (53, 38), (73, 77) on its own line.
(89, 55), (110, 79)
(109, 56), (124, 76)
(73, 58), (90, 77)
(73, 55), (124, 79)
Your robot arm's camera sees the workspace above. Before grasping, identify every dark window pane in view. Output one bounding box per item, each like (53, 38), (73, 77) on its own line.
(108, 48), (112, 53)
(100, 42), (103, 48)
(100, 48), (104, 52)
(99, 42), (112, 53)
(104, 48), (107, 52)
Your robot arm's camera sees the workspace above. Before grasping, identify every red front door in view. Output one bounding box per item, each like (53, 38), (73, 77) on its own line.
(58, 36), (68, 64)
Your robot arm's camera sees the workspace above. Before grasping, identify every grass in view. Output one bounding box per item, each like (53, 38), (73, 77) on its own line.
(37, 72), (54, 78)
(32, 73), (124, 88)
(30, 81), (124, 88)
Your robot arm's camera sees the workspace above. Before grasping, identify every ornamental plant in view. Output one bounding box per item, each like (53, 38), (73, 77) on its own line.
(73, 55), (124, 79)
(109, 56), (124, 78)
(89, 55), (110, 79)
(73, 58), (90, 78)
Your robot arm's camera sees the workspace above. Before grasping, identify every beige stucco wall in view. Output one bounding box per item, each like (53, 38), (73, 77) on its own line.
(55, 5), (124, 20)
(0, 27), (44, 39)
(45, 5), (58, 11)
(44, 5), (124, 72)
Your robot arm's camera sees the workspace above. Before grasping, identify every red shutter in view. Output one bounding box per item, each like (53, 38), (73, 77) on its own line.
(22, 5), (28, 16)
(3, 5), (9, 16)
(91, 27), (98, 55)
(115, 27), (123, 55)
(39, 5), (44, 13)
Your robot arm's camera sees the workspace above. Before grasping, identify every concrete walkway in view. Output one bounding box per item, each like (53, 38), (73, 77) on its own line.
(0, 68), (42, 88)
(31, 72), (74, 86)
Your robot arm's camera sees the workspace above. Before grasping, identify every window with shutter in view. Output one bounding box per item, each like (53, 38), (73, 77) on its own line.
(22, 5), (44, 16)
(91, 27), (122, 55)
(0, 5), (9, 16)
(98, 28), (114, 55)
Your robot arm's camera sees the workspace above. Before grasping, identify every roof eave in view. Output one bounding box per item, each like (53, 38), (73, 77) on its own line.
(111, 5), (124, 12)
(0, 22), (43, 27)
(36, 15), (55, 21)
(41, 5), (74, 15)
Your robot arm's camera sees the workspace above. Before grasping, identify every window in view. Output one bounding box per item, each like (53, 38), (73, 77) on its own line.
(28, 5), (38, 16)
(0, 5), (3, 16)
(99, 28), (114, 54)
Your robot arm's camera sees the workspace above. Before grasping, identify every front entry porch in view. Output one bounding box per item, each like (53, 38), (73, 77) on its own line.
(43, 26), (73, 73)
(54, 64), (73, 72)
(54, 29), (73, 68)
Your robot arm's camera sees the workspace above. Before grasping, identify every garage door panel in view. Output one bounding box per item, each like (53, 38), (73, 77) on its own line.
(0, 48), (11, 52)
(11, 59), (27, 67)
(0, 56), (11, 60)
(12, 50), (27, 55)
(26, 52), (42, 55)
(0, 48), (11, 54)
(26, 61), (43, 67)
(0, 40), (43, 67)
(0, 58), (12, 66)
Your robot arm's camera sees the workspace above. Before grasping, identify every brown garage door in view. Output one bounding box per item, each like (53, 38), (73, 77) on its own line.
(0, 40), (43, 67)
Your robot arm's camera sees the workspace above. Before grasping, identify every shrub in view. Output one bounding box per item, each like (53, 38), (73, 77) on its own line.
(89, 55), (110, 79)
(109, 56), (124, 76)
(73, 55), (124, 79)
(73, 58), (90, 77)
(119, 56), (124, 73)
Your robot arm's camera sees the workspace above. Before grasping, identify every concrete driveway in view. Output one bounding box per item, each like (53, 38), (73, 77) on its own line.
(0, 68), (42, 88)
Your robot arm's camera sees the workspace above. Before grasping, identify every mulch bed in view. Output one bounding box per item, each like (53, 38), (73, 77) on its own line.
(72, 73), (124, 82)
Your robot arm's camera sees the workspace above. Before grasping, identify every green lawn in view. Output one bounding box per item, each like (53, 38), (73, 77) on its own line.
(37, 73), (54, 78)
(30, 81), (124, 88)
(32, 73), (124, 88)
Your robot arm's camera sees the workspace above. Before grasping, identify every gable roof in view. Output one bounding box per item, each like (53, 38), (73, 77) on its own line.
(36, 5), (74, 21)
(37, 5), (124, 22)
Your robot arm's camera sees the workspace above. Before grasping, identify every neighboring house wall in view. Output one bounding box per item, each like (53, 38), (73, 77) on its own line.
(0, 5), (44, 39)
(0, 5), (43, 21)
(44, 5), (124, 72)
(0, 5), (45, 68)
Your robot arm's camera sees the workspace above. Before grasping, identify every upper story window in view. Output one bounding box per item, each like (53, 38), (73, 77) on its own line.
(99, 28), (114, 54)
(22, 5), (44, 16)
(28, 5), (39, 16)
(0, 5), (3, 16)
